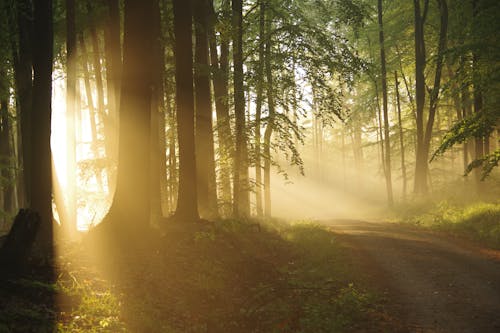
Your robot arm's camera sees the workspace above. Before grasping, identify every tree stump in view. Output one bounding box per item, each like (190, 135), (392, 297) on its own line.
(0, 209), (40, 275)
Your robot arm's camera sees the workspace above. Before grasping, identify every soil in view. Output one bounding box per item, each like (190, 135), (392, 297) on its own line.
(327, 219), (500, 333)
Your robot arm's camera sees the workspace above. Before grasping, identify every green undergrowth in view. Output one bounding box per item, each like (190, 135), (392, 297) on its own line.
(1, 218), (383, 332)
(393, 200), (500, 248)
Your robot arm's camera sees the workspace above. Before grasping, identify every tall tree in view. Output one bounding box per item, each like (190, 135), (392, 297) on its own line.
(31, 0), (54, 255)
(263, 1), (275, 217)
(377, 0), (393, 206)
(104, 0), (155, 231)
(65, 0), (77, 235)
(232, 0), (249, 217)
(194, 0), (218, 219)
(172, 0), (199, 221)
(413, 0), (448, 194)
(208, 0), (232, 216)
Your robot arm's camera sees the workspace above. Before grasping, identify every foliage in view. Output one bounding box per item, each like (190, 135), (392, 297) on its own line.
(396, 201), (500, 249)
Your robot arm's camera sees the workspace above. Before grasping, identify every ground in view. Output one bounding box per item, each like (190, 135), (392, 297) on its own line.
(1, 218), (499, 332)
(329, 219), (500, 333)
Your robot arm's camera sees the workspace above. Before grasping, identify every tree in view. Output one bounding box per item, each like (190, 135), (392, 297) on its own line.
(30, 0), (54, 256)
(194, 0), (218, 219)
(103, 0), (155, 232)
(172, 0), (199, 221)
(377, 0), (393, 206)
(413, 0), (448, 194)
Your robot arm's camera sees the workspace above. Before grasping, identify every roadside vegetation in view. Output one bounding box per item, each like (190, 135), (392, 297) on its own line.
(392, 199), (500, 249)
(0, 219), (390, 333)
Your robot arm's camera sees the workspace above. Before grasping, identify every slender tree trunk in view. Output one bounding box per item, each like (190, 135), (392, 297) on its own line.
(79, 33), (104, 190)
(254, 0), (265, 217)
(395, 71), (407, 200)
(172, 0), (199, 221)
(263, 6), (275, 217)
(0, 72), (14, 225)
(103, 0), (121, 198)
(194, 0), (218, 219)
(31, 0), (54, 257)
(232, 0), (249, 217)
(208, 0), (232, 216)
(377, 0), (393, 206)
(413, 0), (428, 194)
(10, 0), (34, 208)
(65, 0), (77, 235)
(150, 0), (167, 221)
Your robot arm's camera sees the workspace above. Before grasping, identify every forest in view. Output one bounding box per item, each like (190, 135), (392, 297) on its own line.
(0, 0), (499, 331)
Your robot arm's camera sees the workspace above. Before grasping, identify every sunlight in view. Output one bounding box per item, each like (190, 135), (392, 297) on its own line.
(51, 70), (111, 232)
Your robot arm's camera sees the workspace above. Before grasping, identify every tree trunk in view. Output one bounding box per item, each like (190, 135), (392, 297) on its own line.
(10, 0), (34, 208)
(232, 0), (249, 217)
(194, 0), (218, 219)
(413, 0), (428, 194)
(254, 0), (265, 217)
(377, 0), (393, 206)
(208, 0), (232, 216)
(65, 0), (77, 235)
(103, 0), (121, 198)
(263, 5), (275, 218)
(395, 71), (407, 200)
(0, 72), (14, 225)
(31, 0), (54, 257)
(150, 0), (167, 221)
(104, 0), (155, 231)
(172, 0), (199, 221)
(78, 32), (104, 191)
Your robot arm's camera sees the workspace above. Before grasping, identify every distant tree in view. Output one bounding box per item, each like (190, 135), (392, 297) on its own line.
(232, 0), (250, 217)
(377, 0), (393, 206)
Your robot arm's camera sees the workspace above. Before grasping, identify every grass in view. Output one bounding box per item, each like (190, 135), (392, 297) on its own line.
(393, 200), (500, 249)
(0, 219), (385, 332)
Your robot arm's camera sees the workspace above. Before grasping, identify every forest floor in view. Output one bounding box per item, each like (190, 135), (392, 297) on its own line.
(327, 219), (500, 333)
(1, 218), (499, 332)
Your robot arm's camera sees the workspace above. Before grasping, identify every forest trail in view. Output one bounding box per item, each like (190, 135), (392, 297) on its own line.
(326, 219), (500, 333)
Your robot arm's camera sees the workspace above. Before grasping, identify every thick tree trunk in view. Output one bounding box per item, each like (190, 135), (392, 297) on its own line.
(172, 0), (199, 221)
(377, 0), (393, 206)
(232, 0), (249, 217)
(103, 0), (121, 198)
(105, 0), (155, 231)
(0, 74), (14, 225)
(31, 0), (54, 257)
(194, 0), (218, 219)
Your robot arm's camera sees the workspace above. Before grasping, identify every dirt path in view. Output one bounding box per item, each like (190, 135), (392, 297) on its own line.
(327, 220), (500, 333)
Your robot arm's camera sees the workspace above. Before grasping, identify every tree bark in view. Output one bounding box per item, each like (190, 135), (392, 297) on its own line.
(254, 0), (265, 217)
(232, 0), (249, 217)
(395, 71), (407, 200)
(194, 0), (218, 219)
(172, 0), (199, 221)
(104, 0), (155, 231)
(65, 0), (77, 235)
(263, 4), (275, 217)
(377, 0), (393, 206)
(31, 0), (54, 257)
(208, 0), (232, 216)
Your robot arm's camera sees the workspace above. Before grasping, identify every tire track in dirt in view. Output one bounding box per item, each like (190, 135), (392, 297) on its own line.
(327, 220), (500, 333)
